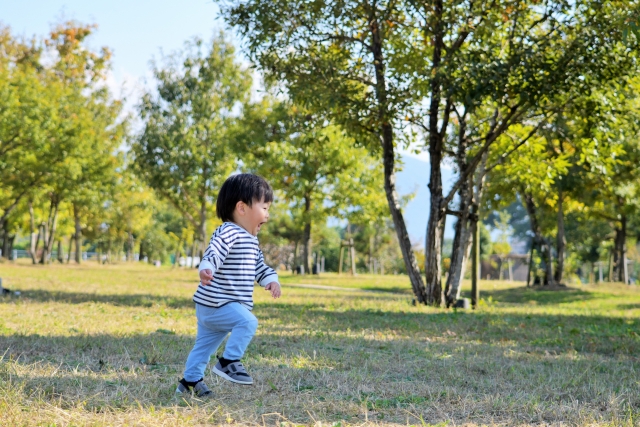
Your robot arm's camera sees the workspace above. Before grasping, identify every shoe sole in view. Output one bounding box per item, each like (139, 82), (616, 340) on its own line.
(212, 365), (253, 385)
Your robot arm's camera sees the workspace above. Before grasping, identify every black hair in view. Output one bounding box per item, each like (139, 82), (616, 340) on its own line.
(216, 173), (274, 222)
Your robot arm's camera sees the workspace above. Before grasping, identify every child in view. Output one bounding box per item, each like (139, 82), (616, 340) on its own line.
(176, 173), (282, 397)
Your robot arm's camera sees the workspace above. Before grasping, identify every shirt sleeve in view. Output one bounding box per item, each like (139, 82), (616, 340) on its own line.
(255, 248), (279, 287)
(198, 228), (238, 274)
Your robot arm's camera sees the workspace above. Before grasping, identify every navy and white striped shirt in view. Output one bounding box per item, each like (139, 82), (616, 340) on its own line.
(194, 222), (278, 310)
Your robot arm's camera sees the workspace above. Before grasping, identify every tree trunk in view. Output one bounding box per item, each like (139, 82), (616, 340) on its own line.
(471, 220), (480, 308)
(554, 187), (566, 283)
(369, 11), (426, 302)
(543, 239), (555, 286)
(526, 240), (535, 287)
(57, 240), (64, 263)
(423, 0), (447, 307)
(39, 222), (48, 264)
(127, 231), (134, 261)
(523, 193), (554, 286)
(73, 203), (82, 264)
(1, 220), (9, 260)
(446, 152), (488, 305)
(67, 235), (73, 263)
(444, 178), (472, 307)
(617, 214), (627, 283)
(174, 238), (182, 268)
(7, 234), (15, 260)
(29, 202), (39, 264)
(302, 194), (312, 274)
(199, 200), (208, 262)
(43, 196), (60, 264)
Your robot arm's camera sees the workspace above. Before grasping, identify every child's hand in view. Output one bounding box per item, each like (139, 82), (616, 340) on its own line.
(265, 282), (281, 299)
(199, 269), (213, 285)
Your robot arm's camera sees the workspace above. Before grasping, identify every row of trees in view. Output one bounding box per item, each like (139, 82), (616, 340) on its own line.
(0, 23), (405, 272)
(4, 2), (640, 308)
(221, 0), (640, 305)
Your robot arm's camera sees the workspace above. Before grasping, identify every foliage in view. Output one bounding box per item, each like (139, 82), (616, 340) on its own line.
(133, 33), (249, 244)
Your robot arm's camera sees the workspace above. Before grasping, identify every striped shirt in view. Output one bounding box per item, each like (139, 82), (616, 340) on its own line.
(194, 222), (278, 310)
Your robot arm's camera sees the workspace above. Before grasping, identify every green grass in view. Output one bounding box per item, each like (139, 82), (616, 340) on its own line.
(1, 261), (639, 426)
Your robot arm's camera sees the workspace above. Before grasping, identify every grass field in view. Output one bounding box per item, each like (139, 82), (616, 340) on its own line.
(0, 261), (639, 426)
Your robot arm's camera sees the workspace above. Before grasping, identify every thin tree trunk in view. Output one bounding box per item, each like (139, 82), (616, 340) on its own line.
(127, 230), (134, 261)
(523, 193), (554, 286)
(1, 220), (9, 260)
(444, 177), (472, 307)
(544, 240), (555, 286)
(608, 249), (614, 282)
(174, 239), (182, 268)
(29, 202), (39, 264)
(44, 197), (60, 264)
(73, 203), (82, 264)
(369, 235), (374, 274)
(554, 187), (565, 283)
(57, 240), (63, 263)
(7, 235), (15, 260)
(618, 214), (627, 283)
(369, 10), (426, 302)
(67, 235), (73, 263)
(199, 200), (207, 262)
(302, 194), (312, 274)
(447, 153), (488, 304)
(39, 222), (48, 264)
(526, 240), (535, 287)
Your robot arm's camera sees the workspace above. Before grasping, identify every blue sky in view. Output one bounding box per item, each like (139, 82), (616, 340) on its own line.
(1, 0), (454, 242)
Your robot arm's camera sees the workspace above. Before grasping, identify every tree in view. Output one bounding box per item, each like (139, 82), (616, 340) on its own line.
(222, 0), (640, 306)
(224, 0), (429, 300)
(240, 101), (389, 273)
(0, 23), (124, 263)
(134, 34), (249, 251)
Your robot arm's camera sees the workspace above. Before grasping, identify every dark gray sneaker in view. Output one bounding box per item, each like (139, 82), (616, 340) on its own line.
(212, 359), (253, 385)
(175, 378), (213, 397)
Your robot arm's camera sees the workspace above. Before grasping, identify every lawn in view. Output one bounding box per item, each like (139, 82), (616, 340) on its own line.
(0, 261), (639, 426)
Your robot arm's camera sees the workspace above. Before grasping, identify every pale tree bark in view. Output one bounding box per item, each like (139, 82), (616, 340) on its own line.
(41, 195), (60, 264)
(29, 202), (40, 264)
(445, 152), (488, 306)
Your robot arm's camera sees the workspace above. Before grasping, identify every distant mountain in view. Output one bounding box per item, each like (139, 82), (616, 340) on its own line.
(396, 155), (456, 246)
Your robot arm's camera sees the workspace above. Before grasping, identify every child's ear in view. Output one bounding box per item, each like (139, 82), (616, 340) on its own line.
(236, 201), (246, 216)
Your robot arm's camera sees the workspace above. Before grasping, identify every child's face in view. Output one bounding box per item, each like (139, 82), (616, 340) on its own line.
(234, 198), (271, 236)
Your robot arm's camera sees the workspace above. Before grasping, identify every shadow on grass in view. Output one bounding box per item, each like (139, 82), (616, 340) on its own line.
(2, 327), (639, 423)
(618, 303), (640, 310)
(468, 285), (597, 305)
(257, 301), (640, 356)
(0, 289), (193, 308)
(2, 289), (639, 357)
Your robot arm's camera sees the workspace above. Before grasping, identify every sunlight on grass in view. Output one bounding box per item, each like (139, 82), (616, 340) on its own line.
(1, 261), (639, 425)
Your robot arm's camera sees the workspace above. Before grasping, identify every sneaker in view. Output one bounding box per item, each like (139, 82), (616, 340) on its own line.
(175, 378), (213, 397)
(212, 359), (253, 385)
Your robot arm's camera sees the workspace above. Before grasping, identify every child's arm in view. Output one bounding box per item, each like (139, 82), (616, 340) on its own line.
(199, 228), (238, 285)
(255, 249), (281, 298)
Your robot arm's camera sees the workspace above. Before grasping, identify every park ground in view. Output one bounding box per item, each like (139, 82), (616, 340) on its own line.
(0, 262), (639, 426)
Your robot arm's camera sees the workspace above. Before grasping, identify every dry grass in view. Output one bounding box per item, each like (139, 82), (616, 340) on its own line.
(0, 261), (639, 426)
